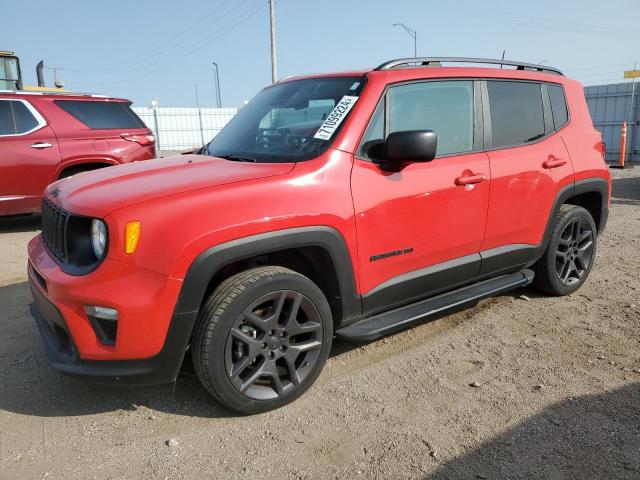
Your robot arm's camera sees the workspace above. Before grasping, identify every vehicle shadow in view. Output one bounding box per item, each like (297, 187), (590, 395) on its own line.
(425, 382), (640, 479)
(1, 276), (539, 419)
(1, 277), (509, 419)
(0, 281), (239, 419)
(0, 214), (41, 234)
(611, 175), (640, 204)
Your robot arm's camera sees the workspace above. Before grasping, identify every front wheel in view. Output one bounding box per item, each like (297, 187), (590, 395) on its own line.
(533, 204), (597, 296)
(191, 267), (333, 414)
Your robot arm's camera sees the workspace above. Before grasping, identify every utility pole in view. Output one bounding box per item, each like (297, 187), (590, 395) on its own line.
(626, 61), (637, 165)
(392, 23), (417, 58)
(269, 0), (277, 83)
(212, 62), (222, 108)
(194, 83), (205, 147)
(45, 64), (65, 87)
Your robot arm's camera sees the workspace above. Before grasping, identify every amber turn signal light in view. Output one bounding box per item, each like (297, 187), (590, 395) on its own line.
(125, 221), (141, 254)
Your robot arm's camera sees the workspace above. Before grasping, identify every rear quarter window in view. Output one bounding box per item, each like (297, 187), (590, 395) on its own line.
(548, 84), (569, 129)
(54, 100), (146, 129)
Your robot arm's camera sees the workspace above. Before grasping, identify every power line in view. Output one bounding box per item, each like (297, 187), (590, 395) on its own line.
(460, 0), (640, 38)
(95, 3), (262, 88)
(565, 62), (634, 73)
(576, 69), (634, 79)
(67, 0), (252, 74)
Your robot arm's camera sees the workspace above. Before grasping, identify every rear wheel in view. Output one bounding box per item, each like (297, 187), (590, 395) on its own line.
(533, 204), (597, 296)
(192, 266), (333, 414)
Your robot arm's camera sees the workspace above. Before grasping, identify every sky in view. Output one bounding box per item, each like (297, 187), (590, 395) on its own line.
(3, 0), (639, 108)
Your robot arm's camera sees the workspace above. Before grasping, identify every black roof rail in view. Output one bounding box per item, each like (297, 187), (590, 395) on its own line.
(375, 57), (563, 75)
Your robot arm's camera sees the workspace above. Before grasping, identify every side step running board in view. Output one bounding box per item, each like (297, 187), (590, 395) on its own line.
(336, 269), (534, 341)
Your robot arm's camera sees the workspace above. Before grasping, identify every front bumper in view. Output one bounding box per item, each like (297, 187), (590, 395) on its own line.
(28, 235), (193, 386)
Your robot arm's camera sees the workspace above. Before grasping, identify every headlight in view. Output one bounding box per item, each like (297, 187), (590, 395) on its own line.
(90, 219), (107, 259)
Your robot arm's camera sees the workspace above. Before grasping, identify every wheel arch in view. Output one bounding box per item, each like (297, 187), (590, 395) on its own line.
(542, 177), (609, 251)
(173, 227), (362, 328)
(57, 160), (117, 179)
(564, 178), (609, 234)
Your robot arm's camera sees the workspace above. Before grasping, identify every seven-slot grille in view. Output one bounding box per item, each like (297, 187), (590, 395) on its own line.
(41, 199), (70, 263)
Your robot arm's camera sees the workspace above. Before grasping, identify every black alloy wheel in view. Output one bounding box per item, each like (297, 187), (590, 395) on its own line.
(554, 216), (595, 286)
(533, 204), (598, 296)
(192, 266), (333, 414)
(225, 290), (324, 400)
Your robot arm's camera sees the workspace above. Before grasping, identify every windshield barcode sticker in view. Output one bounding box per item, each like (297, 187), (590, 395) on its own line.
(313, 95), (359, 141)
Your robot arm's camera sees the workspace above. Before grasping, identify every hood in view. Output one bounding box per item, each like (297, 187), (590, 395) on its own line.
(48, 154), (294, 217)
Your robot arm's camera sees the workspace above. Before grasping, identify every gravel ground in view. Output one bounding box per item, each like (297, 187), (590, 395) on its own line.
(0, 167), (639, 480)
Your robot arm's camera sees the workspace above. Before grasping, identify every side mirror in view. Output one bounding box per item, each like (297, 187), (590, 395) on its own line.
(383, 130), (437, 164)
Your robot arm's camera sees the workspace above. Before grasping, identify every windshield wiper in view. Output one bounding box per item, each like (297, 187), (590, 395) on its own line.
(216, 154), (258, 163)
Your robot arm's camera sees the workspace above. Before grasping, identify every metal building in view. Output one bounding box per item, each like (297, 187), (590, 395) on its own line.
(585, 82), (639, 164)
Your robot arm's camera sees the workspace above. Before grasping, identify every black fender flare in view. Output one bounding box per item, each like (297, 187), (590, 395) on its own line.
(543, 177), (609, 246)
(174, 226), (361, 319)
(145, 226), (362, 383)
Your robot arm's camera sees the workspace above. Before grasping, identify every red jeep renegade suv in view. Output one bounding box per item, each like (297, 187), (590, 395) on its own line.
(28, 58), (610, 414)
(0, 91), (155, 216)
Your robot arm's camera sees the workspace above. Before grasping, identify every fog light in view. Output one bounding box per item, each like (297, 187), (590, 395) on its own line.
(85, 305), (118, 320)
(85, 306), (118, 345)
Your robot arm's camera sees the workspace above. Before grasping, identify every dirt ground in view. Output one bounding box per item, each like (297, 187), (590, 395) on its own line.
(0, 168), (639, 480)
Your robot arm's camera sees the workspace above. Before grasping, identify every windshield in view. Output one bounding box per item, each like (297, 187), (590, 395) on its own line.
(0, 56), (20, 90)
(204, 76), (366, 163)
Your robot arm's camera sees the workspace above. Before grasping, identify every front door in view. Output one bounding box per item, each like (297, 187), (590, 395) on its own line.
(0, 98), (60, 215)
(351, 80), (490, 314)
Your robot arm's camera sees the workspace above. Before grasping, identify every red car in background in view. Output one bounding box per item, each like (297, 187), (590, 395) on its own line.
(0, 91), (155, 216)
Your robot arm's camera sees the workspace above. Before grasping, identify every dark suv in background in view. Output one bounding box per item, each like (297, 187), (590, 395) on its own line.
(0, 91), (155, 216)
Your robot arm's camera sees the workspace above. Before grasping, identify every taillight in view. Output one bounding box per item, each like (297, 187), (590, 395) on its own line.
(598, 141), (606, 159)
(121, 133), (155, 146)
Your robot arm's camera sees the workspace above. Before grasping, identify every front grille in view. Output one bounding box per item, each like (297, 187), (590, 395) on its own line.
(41, 199), (70, 263)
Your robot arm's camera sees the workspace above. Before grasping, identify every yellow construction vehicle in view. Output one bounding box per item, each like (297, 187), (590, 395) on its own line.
(1, 51), (66, 92)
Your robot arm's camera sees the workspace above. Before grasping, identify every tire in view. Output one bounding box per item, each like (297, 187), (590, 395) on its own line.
(192, 266), (333, 414)
(533, 204), (597, 296)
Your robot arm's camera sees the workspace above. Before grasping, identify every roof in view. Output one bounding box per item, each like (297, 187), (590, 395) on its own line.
(0, 90), (129, 101)
(279, 57), (565, 84)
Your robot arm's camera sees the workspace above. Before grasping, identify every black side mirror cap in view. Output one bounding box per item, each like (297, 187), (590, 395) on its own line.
(383, 130), (437, 163)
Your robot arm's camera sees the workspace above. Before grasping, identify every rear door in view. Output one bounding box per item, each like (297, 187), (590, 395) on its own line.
(480, 80), (574, 275)
(0, 98), (60, 215)
(351, 79), (491, 313)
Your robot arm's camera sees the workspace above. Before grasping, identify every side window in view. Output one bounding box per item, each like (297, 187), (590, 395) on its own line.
(487, 81), (545, 147)
(54, 100), (146, 129)
(11, 101), (39, 134)
(0, 101), (14, 135)
(357, 80), (474, 160)
(548, 84), (569, 129)
(389, 81), (474, 156)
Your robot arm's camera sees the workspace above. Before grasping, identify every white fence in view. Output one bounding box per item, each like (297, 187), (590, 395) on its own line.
(132, 107), (237, 151)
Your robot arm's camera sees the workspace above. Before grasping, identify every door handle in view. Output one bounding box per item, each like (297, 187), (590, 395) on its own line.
(30, 142), (53, 149)
(542, 158), (567, 169)
(455, 173), (486, 186)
